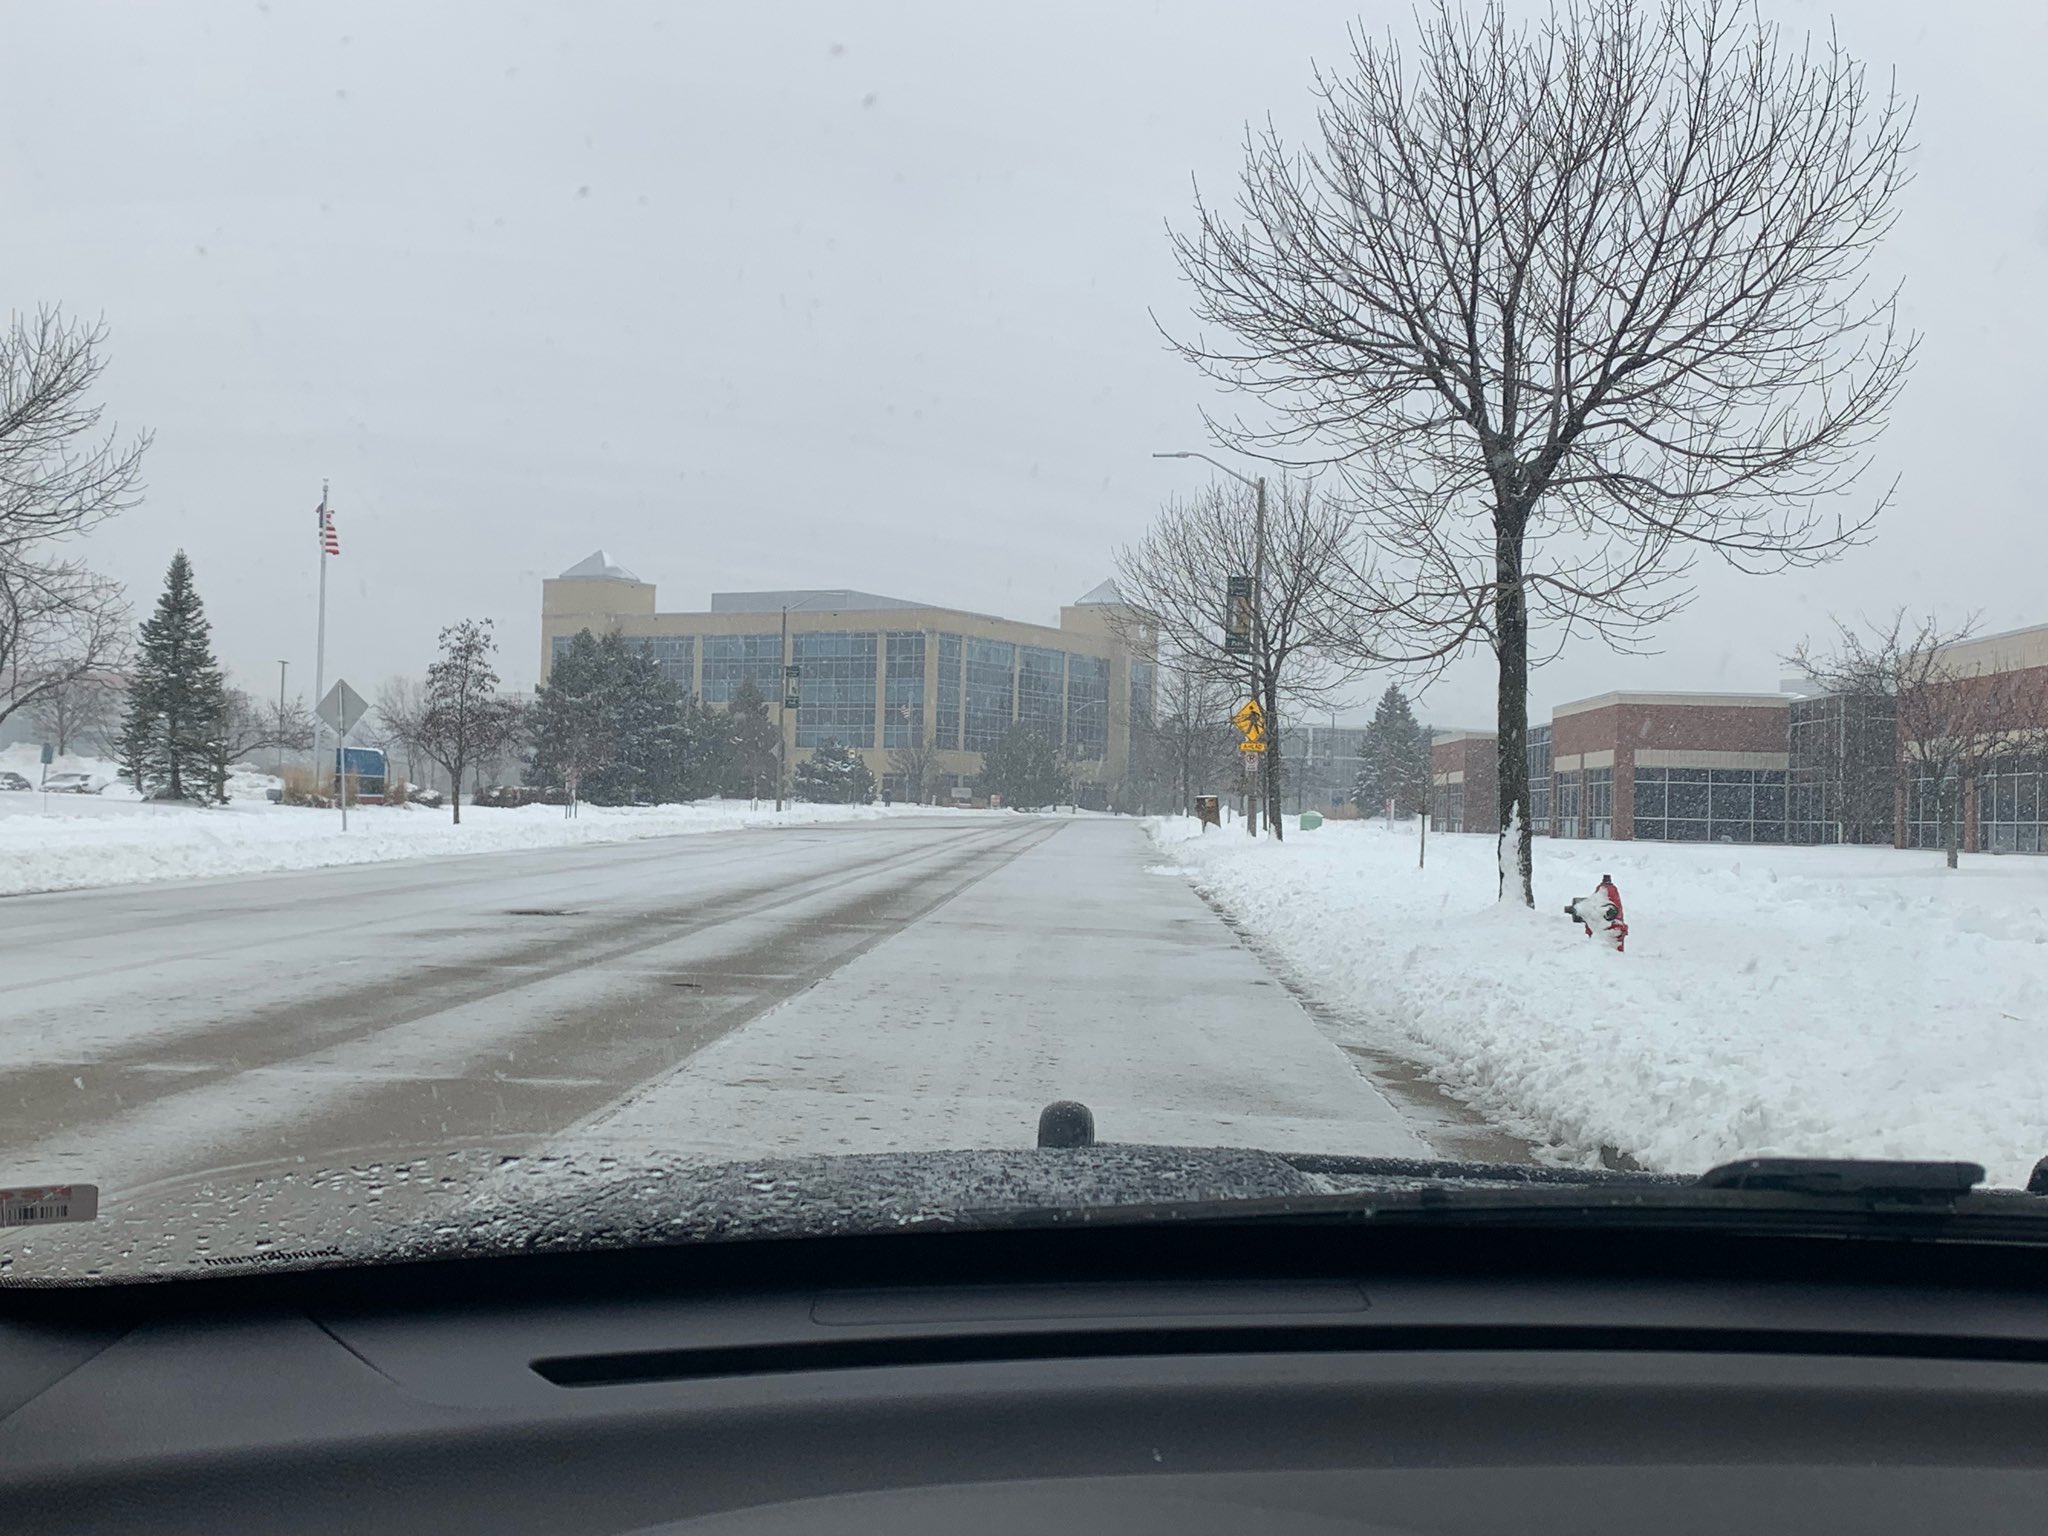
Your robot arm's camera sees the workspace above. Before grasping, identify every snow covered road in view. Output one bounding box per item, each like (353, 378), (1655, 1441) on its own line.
(0, 817), (1424, 1250)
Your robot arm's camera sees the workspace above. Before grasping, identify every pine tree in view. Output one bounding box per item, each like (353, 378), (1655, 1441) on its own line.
(1354, 684), (1429, 817)
(723, 677), (781, 799)
(121, 551), (226, 800)
(528, 630), (616, 801)
(529, 631), (738, 805)
(679, 692), (735, 801)
(793, 740), (875, 804)
(980, 724), (1069, 810)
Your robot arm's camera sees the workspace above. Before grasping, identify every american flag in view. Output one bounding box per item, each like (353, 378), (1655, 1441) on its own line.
(318, 501), (340, 556)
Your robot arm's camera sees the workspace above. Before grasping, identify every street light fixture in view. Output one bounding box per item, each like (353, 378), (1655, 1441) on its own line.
(1154, 450), (1270, 837)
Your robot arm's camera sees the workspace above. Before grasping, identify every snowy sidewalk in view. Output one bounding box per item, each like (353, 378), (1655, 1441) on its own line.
(1148, 817), (2048, 1187)
(0, 782), (982, 897)
(553, 819), (1429, 1160)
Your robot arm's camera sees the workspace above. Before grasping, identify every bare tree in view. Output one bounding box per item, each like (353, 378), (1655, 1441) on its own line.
(415, 620), (523, 824)
(1114, 476), (1359, 840)
(27, 663), (126, 756)
(1, 567), (132, 736)
(205, 687), (315, 802)
(1790, 614), (2048, 869)
(0, 309), (149, 731)
(887, 737), (940, 804)
(373, 676), (432, 789)
(1167, 0), (1913, 900)
(1139, 664), (1239, 817)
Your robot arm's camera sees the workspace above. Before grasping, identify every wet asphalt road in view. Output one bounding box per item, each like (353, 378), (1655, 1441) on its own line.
(0, 816), (1062, 1196)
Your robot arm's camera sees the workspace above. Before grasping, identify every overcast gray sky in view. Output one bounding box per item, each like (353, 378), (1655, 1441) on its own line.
(5, 1), (2043, 726)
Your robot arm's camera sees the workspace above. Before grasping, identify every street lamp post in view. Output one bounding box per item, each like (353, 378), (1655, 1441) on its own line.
(1154, 450), (1268, 838)
(275, 660), (290, 775)
(1065, 692), (1111, 812)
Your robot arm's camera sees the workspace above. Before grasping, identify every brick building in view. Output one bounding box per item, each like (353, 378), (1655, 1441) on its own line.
(1551, 692), (1792, 843)
(1429, 730), (1499, 834)
(1905, 623), (2048, 854)
(1426, 622), (2048, 854)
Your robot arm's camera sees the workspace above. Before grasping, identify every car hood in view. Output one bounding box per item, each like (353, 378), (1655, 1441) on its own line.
(1, 1142), (1683, 1287)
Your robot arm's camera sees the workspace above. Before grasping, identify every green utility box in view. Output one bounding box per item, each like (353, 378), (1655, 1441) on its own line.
(1299, 811), (1324, 831)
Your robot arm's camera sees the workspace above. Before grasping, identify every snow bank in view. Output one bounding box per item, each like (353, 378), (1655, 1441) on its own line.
(0, 770), (986, 896)
(1147, 816), (2048, 1187)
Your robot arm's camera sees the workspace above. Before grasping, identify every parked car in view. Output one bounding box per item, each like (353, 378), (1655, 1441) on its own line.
(0, 770), (32, 792)
(41, 772), (100, 794)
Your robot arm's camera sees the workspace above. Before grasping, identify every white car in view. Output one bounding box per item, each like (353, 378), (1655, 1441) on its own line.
(40, 771), (99, 794)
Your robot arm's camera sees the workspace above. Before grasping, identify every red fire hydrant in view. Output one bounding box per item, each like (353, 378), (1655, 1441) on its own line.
(1564, 874), (1628, 953)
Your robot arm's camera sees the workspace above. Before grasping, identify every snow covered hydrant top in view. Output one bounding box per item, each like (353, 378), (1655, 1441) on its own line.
(1564, 875), (1628, 953)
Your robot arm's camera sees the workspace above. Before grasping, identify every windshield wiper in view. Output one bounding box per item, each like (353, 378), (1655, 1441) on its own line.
(1696, 1159), (1986, 1201)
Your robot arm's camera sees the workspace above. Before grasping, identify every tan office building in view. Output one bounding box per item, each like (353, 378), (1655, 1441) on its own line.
(540, 552), (1157, 806)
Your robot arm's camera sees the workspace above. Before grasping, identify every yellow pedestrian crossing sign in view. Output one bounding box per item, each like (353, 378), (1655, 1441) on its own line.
(1233, 698), (1266, 752)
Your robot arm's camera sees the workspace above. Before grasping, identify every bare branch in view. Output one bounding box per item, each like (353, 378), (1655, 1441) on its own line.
(1113, 474), (1364, 836)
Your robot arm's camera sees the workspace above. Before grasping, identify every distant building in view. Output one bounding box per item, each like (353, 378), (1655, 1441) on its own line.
(539, 553), (1156, 806)
(1429, 730), (1499, 834)
(1427, 621), (2048, 854)
(1280, 724), (1368, 814)
(1555, 691), (1792, 843)
(1787, 691), (1897, 846)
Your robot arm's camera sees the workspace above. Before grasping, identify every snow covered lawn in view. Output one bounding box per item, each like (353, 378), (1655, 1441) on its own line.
(1147, 816), (2048, 1187)
(0, 745), (980, 896)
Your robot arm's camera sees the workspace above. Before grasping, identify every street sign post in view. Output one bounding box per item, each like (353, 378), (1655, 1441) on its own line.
(315, 679), (369, 830)
(783, 664), (801, 711)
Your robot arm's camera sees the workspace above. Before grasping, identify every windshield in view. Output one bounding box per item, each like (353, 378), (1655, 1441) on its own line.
(3, 0), (2043, 1285)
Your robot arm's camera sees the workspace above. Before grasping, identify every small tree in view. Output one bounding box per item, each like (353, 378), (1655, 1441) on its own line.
(1354, 685), (1431, 817)
(416, 618), (522, 824)
(373, 676), (432, 791)
(1790, 613), (2048, 868)
(1137, 665), (1239, 816)
(1114, 476), (1360, 840)
(888, 737), (940, 804)
(205, 686), (314, 801)
(121, 551), (226, 800)
(724, 677), (782, 799)
(793, 740), (874, 804)
(28, 666), (124, 757)
(980, 724), (1069, 810)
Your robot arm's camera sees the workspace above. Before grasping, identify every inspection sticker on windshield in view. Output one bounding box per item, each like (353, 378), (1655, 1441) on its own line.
(1, 1185), (99, 1227)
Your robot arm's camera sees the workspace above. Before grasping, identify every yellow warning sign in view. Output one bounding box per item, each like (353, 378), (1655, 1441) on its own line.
(1233, 698), (1267, 752)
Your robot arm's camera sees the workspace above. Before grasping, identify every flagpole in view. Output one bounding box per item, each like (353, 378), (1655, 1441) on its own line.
(315, 480), (329, 795)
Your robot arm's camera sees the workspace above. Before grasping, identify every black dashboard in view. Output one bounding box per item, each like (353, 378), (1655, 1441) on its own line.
(6, 1220), (2048, 1533)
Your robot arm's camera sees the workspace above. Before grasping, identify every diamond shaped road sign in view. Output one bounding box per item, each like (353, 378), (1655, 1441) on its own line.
(316, 679), (370, 739)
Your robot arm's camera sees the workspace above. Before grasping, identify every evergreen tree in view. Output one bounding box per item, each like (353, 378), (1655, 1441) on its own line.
(979, 724), (1069, 810)
(527, 630), (616, 800)
(723, 677), (782, 799)
(121, 551), (226, 800)
(528, 630), (698, 805)
(792, 740), (874, 804)
(1353, 684), (1431, 817)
